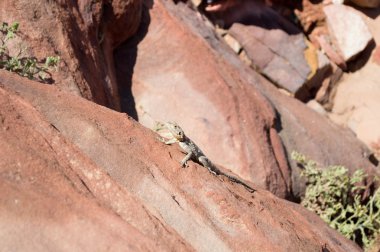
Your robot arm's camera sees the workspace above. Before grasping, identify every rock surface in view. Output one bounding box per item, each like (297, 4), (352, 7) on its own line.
(119, 0), (292, 198)
(0, 71), (190, 251)
(0, 0), (378, 250)
(0, 69), (361, 252)
(0, 0), (142, 110)
(328, 5), (380, 160)
(122, 0), (378, 199)
(324, 4), (373, 61)
(329, 63), (380, 159)
(228, 23), (311, 94)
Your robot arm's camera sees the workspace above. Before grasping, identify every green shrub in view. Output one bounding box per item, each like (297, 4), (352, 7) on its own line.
(0, 22), (59, 82)
(292, 151), (380, 250)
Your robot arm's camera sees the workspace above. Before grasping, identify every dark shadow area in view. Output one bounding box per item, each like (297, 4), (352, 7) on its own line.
(65, 1), (112, 106)
(347, 3), (380, 19)
(197, 0), (301, 34)
(347, 39), (376, 72)
(272, 106), (298, 202)
(114, 1), (152, 120)
(368, 153), (379, 167)
(295, 66), (334, 103)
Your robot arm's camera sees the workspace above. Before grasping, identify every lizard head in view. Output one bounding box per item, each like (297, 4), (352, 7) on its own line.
(165, 122), (185, 141)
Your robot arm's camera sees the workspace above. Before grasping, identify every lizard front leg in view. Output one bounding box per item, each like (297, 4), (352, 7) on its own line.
(163, 138), (178, 145)
(181, 151), (193, 167)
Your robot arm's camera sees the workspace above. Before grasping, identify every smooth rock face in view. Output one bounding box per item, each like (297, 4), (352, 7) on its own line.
(0, 72), (191, 252)
(329, 63), (380, 159)
(119, 0), (292, 198)
(121, 0), (378, 199)
(229, 23), (311, 94)
(0, 70), (361, 252)
(324, 4), (373, 61)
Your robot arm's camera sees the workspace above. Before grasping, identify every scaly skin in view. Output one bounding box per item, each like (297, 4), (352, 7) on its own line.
(162, 122), (255, 193)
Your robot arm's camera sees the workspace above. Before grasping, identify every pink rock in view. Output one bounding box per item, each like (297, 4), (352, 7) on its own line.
(329, 63), (380, 162)
(0, 72), (190, 251)
(121, 1), (292, 198)
(115, 0), (378, 201)
(373, 45), (380, 65)
(324, 4), (373, 61)
(0, 70), (361, 252)
(0, 0), (375, 249)
(0, 0), (142, 110)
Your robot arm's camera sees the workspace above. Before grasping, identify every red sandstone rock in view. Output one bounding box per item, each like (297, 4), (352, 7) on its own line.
(0, 72), (191, 251)
(121, 0), (378, 200)
(0, 70), (361, 251)
(0, 0), (377, 249)
(121, 0), (291, 198)
(0, 0), (142, 110)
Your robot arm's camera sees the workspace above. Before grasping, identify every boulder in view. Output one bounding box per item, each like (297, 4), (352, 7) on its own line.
(228, 23), (311, 94)
(0, 0), (142, 110)
(293, 0), (347, 69)
(326, 7), (380, 160)
(329, 63), (380, 160)
(324, 4), (373, 62)
(118, 0), (292, 198)
(119, 0), (378, 200)
(0, 71), (190, 251)
(0, 69), (361, 252)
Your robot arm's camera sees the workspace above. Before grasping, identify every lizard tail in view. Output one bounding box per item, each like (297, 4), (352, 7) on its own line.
(209, 162), (256, 193)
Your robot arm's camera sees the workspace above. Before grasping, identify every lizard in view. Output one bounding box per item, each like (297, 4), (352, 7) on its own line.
(159, 121), (255, 193)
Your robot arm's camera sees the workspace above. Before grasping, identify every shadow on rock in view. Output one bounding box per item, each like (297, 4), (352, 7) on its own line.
(115, 0), (153, 119)
(347, 39), (377, 72)
(199, 0), (301, 35)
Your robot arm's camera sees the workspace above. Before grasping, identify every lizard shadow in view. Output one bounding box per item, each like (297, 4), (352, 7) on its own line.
(114, 0), (153, 119)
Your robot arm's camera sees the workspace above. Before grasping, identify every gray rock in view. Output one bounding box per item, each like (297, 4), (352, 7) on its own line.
(229, 23), (311, 94)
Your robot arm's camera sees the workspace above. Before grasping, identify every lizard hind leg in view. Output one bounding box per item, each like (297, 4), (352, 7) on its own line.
(199, 156), (217, 175)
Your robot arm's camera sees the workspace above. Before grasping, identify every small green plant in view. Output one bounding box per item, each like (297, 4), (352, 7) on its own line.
(0, 22), (60, 83)
(292, 151), (380, 250)
(0, 22), (19, 43)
